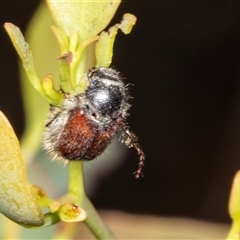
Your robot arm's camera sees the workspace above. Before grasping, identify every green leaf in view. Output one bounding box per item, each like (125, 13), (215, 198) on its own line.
(46, 0), (121, 40)
(226, 171), (240, 239)
(229, 170), (240, 220)
(19, 2), (62, 163)
(4, 23), (42, 94)
(95, 13), (137, 67)
(0, 111), (44, 226)
(4, 22), (64, 106)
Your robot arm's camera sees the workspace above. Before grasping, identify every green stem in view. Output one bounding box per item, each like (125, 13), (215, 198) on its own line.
(68, 161), (85, 204)
(82, 197), (116, 240)
(68, 161), (116, 239)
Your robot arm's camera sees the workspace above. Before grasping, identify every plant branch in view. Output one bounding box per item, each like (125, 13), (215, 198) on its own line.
(83, 197), (116, 240)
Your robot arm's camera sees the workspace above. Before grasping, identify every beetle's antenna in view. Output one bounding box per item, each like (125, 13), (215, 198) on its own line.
(121, 126), (145, 178)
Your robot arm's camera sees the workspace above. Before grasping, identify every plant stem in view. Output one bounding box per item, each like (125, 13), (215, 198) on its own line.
(68, 161), (116, 239)
(82, 196), (116, 240)
(68, 161), (85, 203)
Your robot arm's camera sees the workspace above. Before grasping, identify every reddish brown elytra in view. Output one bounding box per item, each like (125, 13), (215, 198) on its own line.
(57, 107), (123, 160)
